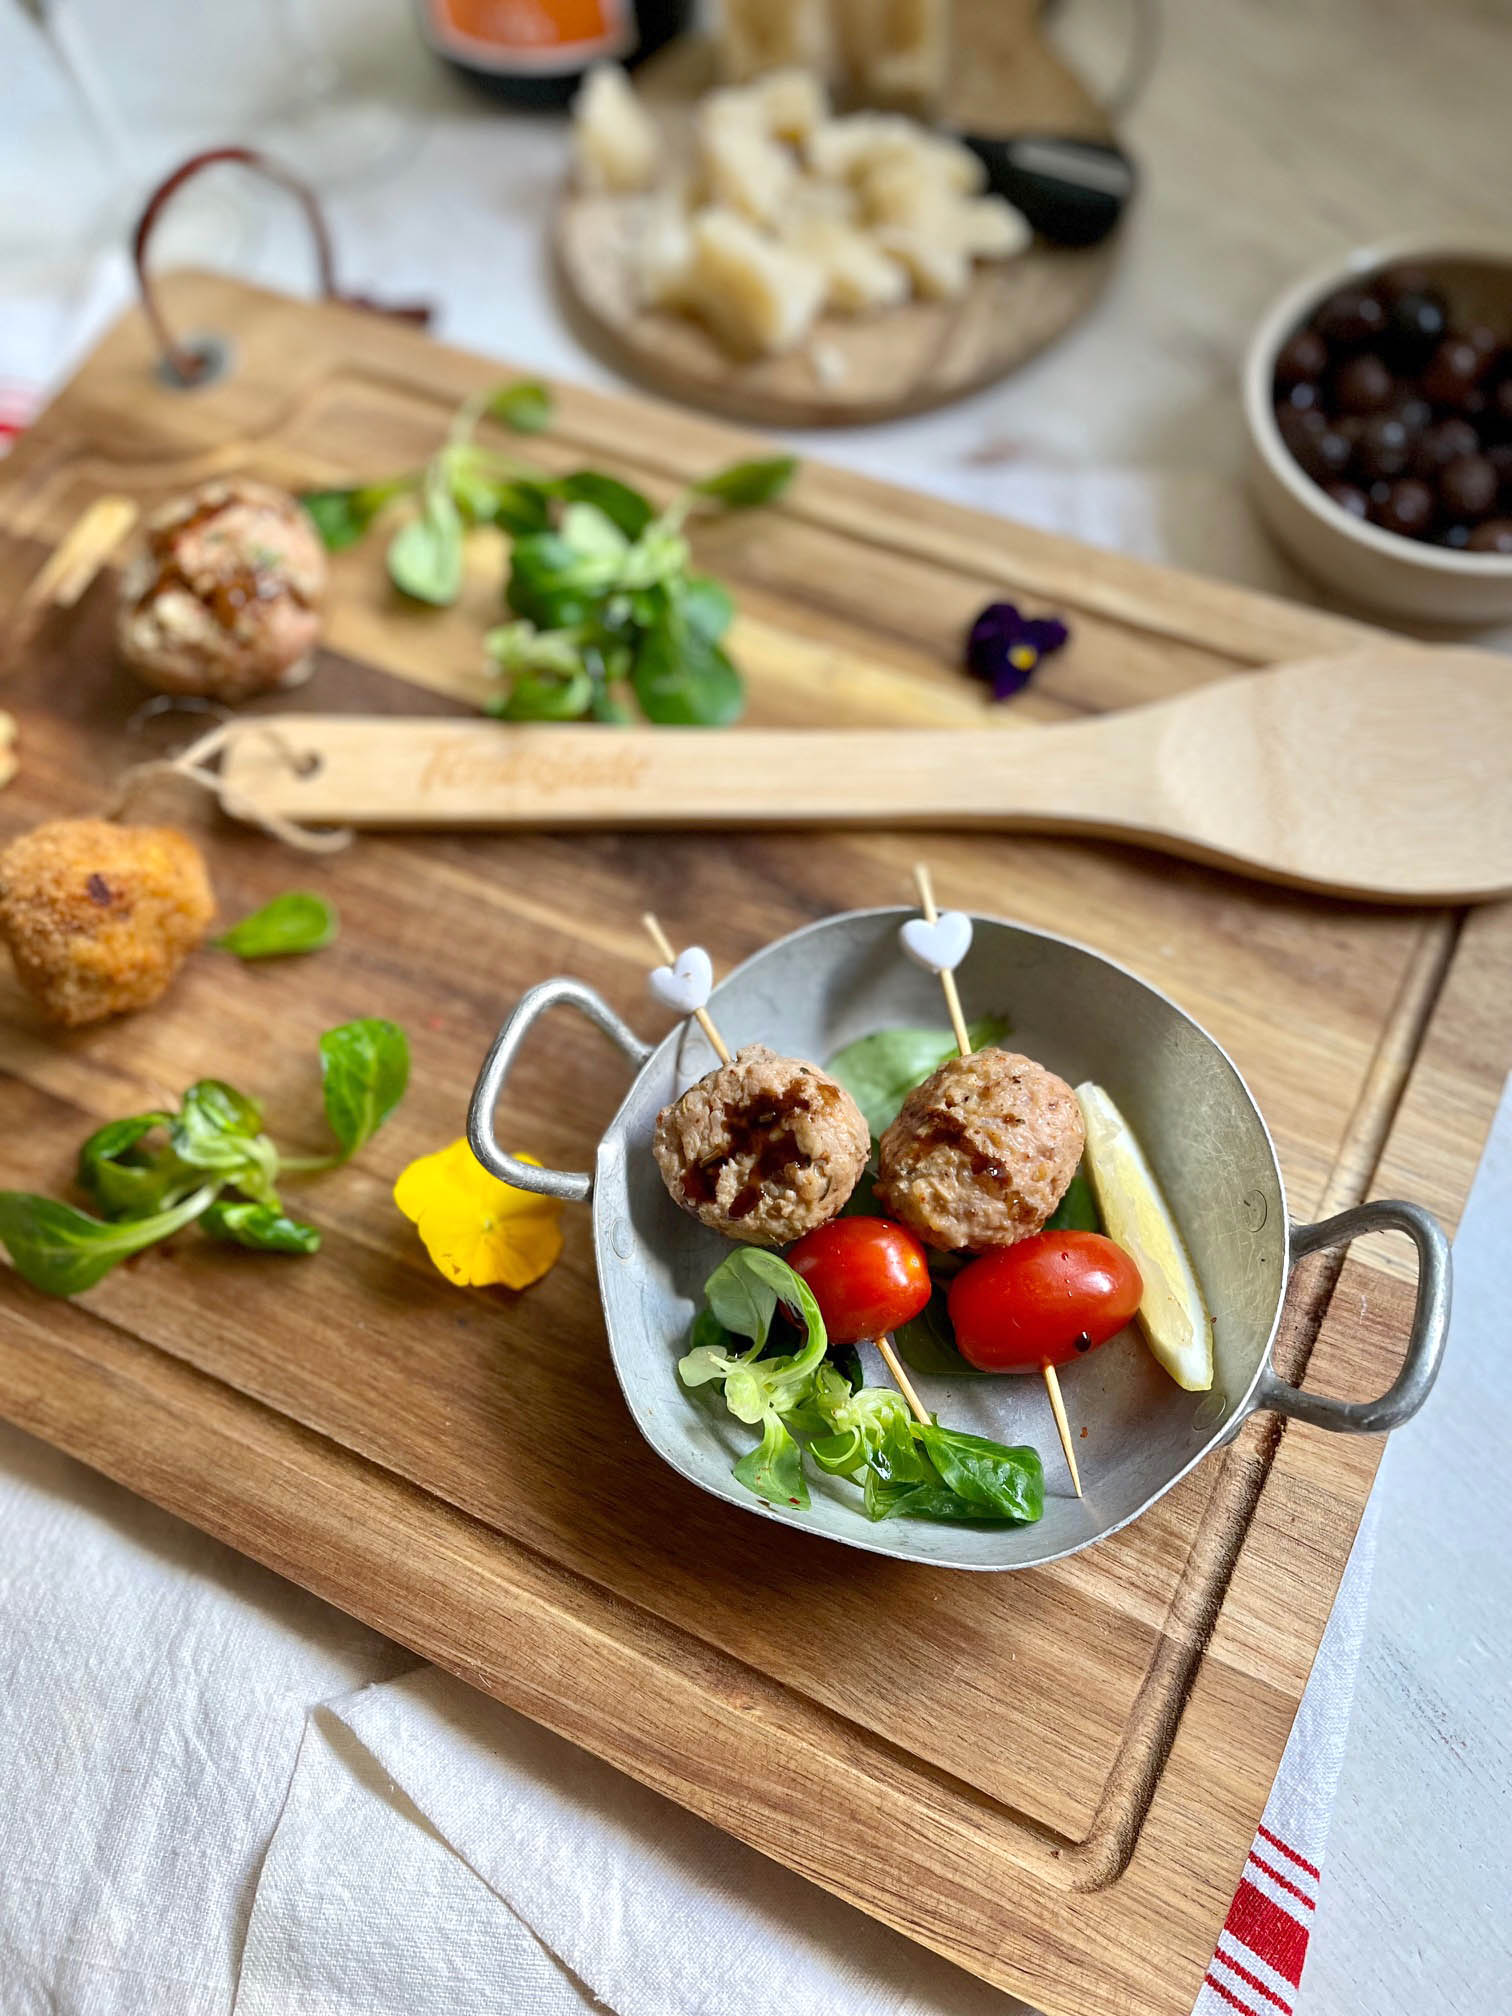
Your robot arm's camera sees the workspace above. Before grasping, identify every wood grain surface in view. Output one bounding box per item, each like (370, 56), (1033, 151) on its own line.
(215, 643), (1512, 904)
(0, 273), (1505, 2016)
(554, 0), (1121, 427)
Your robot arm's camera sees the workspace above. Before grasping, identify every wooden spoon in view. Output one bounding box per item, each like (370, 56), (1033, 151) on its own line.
(220, 645), (1512, 904)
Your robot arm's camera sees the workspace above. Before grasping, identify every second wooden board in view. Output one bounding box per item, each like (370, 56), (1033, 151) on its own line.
(555, 2), (1120, 426)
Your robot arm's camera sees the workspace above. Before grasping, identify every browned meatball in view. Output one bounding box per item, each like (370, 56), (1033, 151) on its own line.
(876, 1048), (1083, 1253)
(653, 1043), (870, 1246)
(0, 818), (214, 1027)
(117, 479), (326, 703)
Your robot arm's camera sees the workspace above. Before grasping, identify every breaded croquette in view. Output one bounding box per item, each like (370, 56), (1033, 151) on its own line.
(0, 818), (214, 1027)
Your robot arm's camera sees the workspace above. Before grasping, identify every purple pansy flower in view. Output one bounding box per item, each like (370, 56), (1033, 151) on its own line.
(965, 601), (1070, 700)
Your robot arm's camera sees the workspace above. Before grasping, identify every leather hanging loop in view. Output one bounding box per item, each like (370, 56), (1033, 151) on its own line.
(131, 145), (431, 386)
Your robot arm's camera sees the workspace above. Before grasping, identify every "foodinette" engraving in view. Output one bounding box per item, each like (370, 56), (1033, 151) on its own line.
(418, 737), (651, 799)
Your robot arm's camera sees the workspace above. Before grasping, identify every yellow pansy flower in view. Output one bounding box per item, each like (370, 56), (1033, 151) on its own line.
(393, 1138), (563, 1291)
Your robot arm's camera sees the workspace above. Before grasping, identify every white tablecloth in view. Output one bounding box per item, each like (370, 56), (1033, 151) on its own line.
(4, 3), (1511, 2009)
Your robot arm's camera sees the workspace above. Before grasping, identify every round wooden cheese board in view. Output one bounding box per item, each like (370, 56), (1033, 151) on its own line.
(553, 0), (1122, 428)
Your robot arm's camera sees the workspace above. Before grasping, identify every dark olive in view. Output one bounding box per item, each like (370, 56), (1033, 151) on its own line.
(1467, 518), (1512, 554)
(1422, 338), (1488, 408)
(1276, 405), (1327, 463)
(1465, 324), (1501, 359)
(1412, 417), (1481, 478)
(1274, 328), (1329, 387)
(1315, 287), (1388, 349)
(1324, 481), (1370, 519)
(1383, 289), (1448, 371)
(1439, 454), (1499, 518)
(1356, 414), (1411, 481)
(1334, 353), (1394, 415)
(1371, 479), (1435, 538)
(1377, 263), (1434, 302)
(1392, 393), (1434, 436)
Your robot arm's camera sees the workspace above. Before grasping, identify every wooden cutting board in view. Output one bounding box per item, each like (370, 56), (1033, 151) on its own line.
(1, 272), (1506, 2016)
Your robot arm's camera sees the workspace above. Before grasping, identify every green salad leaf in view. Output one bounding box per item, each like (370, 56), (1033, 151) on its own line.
(488, 378), (553, 434)
(692, 455), (798, 510)
(319, 1018), (411, 1159)
(914, 1424), (1044, 1522)
(827, 1015), (1012, 1138)
(388, 478), (465, 605)
(215, 891), (339, 961)
(1046, 1164), (1101, 1233)
(733, 1414), (810, 1509)
(680, 1246), (1045, 1529)
(0, 1185), (218, 1297)
(301, 476), (414, 551)
(0, 1019), (409, 1297)
(200, 1199), (322, 1254)
(302, 384), (794, 729)
(894, 1277), (986, 1380)
(558, 469), (655, 538)
(75, 1113), (185, 1221)
(631, 599), (744, 726)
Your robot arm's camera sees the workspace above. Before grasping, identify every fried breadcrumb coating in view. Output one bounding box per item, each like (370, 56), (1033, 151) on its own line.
(0, 818), (214, 1027)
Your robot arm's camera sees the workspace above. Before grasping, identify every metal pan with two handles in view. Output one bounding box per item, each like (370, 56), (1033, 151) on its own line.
(468, 908), (1450, 1571)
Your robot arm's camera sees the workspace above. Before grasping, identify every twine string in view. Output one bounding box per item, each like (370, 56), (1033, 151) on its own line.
(108, 719), (353, 854)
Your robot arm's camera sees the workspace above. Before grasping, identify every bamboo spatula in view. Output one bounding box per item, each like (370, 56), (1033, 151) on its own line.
(219, 645), (1512, 904)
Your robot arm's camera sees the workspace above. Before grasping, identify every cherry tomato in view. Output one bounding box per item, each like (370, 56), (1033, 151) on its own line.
(947, 1231), (1142, 1374)
(788, 1217), (932, 1343)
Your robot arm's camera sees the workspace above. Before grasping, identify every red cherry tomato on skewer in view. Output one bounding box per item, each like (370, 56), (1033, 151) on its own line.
(788, 1217), (932, 1344)
(948, 1231), (1142, 1374)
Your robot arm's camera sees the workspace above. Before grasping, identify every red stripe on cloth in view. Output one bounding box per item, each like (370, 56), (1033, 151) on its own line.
(1204, 1972), (1264, 2015)
(1256, 1824), (1321, 1882)
(1250, 1854), (1316, 1909)
(1228, 1879), (1309, 1986)
(1215, 1951), (1292, 2012)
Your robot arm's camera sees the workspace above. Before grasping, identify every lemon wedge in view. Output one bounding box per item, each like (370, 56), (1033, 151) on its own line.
(1075, 1082), (1214, 1392)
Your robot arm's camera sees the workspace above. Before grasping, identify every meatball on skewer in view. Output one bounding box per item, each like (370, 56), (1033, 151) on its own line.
(894, 866), (1088, 1493)
(654, 1042), (869, 1246)
(876, 1047), (1084, 1254)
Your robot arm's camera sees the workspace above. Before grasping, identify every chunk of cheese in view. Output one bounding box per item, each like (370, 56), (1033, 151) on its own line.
(785, 213), (910, 314)
(753, 66), (831, 143)
(697, 94), (798, 227)
(571, 63), (659, 194)
(833, 0), (952, 114)
(957, 194), (1032, 259)
(684, 207), (827, 355)
(716, 0), (833, 85)
(874, 223), (971, 299)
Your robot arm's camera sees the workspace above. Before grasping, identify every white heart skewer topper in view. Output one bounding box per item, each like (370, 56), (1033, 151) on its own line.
(899, 910), (973, 976)
(648, 944), (714, 1017)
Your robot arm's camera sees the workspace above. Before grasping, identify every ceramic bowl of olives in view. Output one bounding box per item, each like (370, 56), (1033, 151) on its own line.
(1243, 239), (1512, 622)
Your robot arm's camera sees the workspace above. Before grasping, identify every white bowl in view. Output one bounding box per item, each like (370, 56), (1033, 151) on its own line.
(1243, 237), (1512, 624)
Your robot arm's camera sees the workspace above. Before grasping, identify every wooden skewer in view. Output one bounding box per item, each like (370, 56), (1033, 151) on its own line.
(909, 860), (1084, 1499)
(642, 911), (731, 1065)
(913, 862), (972, 1059)
(875, 1334), (930, 1426)
(645, 915), (932, 1423)
(4, 495), (139, 673)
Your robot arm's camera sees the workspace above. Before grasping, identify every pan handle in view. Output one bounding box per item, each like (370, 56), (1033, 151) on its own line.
(1255, 1200), (1452, 1432)
(467, 978), (652, 1206)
